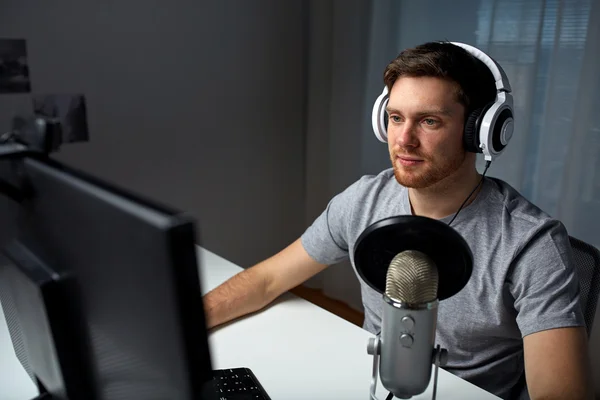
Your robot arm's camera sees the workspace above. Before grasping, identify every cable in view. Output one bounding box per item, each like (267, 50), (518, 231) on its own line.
(447, 160), (491, 226)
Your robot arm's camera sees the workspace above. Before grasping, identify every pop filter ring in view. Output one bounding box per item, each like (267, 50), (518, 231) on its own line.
(354, 215), (473, 301)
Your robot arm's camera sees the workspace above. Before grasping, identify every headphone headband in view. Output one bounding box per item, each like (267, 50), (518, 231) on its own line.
(449, 42), (512, 93)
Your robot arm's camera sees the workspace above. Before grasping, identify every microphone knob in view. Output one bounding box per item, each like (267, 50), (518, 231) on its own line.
(401, 315), (415, 330)
(399, 333), (414, 348)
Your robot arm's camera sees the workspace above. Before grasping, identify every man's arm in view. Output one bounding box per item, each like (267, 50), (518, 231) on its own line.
(507, 218), (595, 399)
(202, 238), (329, 329)
(523, 326), (594, 400)
(203, 172), (365, 329)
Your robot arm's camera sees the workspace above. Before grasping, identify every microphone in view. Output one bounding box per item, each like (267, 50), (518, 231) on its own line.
(354, 215), (473, 400)
(378, 250), (442, 399)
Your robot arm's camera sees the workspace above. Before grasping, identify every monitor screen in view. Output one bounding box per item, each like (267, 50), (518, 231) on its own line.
(0, 153), (216, 400)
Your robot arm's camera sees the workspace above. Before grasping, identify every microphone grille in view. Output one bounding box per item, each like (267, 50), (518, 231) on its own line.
(385, 250), (438, 304)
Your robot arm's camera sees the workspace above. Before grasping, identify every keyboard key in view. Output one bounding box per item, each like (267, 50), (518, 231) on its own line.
(212, 367), (270, 400)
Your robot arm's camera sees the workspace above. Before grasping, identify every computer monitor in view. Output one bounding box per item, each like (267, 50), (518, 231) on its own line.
(0, 139), (216, 399)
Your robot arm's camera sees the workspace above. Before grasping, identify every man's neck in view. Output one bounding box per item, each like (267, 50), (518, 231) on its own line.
(408, 166), (482, 220)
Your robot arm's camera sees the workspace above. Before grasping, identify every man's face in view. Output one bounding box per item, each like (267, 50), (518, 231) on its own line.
(386, 76), (468, 189)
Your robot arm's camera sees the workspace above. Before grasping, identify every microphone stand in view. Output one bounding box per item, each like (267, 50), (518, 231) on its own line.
(367, 334), (448, 400)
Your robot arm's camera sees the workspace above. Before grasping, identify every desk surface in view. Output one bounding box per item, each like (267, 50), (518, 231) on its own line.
(1, 247), (499, 400)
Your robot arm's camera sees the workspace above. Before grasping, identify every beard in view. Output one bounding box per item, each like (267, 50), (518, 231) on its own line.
(390, 148), (467, 189)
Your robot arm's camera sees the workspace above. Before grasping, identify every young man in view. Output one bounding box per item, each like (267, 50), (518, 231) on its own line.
(202, 42), (593, 400)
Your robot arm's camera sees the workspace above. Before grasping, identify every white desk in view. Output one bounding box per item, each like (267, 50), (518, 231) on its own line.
(1, 247), (499, 400)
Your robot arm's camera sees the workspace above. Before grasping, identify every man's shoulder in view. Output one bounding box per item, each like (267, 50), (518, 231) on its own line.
(484, 177), (570, 252)
(486, 177), (552, 221)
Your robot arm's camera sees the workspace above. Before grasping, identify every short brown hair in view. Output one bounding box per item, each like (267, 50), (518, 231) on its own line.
(383, 41), (496, 114)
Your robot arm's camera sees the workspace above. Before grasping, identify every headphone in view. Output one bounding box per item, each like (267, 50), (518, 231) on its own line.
(371, 42), (514, 162)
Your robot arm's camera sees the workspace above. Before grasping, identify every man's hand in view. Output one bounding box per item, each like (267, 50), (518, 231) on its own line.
(523, 326), (593, 399)
(203, 238), (329, 330)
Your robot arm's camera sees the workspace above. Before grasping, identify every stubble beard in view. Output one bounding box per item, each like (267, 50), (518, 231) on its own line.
(390, 150), (467, 189)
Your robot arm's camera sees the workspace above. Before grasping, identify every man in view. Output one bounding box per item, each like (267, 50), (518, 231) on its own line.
(202, 41), (593, 400)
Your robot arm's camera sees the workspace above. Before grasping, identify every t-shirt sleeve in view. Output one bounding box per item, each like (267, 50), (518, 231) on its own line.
(509, 219), (586, 338)
(300, 179), (363, 265)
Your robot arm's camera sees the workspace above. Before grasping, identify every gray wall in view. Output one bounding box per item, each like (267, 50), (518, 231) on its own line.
(301, 0), (372, 312)
(0, 0), (308, 269)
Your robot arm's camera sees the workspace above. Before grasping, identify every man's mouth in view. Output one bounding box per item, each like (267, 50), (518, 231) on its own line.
(396, 155), (424, 166)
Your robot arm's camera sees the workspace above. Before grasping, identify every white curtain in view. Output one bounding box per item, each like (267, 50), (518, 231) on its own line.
(304, 0), (600, 390)
(471, 0), (600, 247)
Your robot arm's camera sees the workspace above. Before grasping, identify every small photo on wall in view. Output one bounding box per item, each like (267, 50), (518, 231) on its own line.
(0, 38), (32, 94)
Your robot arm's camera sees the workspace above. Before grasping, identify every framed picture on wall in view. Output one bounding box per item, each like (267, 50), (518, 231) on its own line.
(0, 38), (31, 94)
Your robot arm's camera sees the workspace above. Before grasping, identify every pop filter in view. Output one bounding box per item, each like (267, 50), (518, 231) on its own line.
(354, 215), (473, 301)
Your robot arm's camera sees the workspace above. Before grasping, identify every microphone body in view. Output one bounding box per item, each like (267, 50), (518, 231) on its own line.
(380, 296), (438, 398)
(378, 249), (440, 399)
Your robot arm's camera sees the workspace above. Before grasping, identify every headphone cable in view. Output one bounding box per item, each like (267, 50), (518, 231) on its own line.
(448, 160), (491, 226)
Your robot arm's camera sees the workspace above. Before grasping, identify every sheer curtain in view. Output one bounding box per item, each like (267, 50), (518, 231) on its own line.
(472, 0), (600, 249)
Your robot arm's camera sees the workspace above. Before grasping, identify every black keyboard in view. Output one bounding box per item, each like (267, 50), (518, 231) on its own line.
(213, 367), (271, 400)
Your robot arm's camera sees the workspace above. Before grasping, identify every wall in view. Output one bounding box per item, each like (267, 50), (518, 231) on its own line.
(0, 0), (307, 269)
(302, 0), (373, 312)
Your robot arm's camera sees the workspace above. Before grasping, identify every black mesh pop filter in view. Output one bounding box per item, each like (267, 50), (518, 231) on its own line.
(354, 215), (473, 301)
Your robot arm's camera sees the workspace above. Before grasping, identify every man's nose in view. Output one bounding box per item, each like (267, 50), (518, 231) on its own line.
(393, 120), (418, 148)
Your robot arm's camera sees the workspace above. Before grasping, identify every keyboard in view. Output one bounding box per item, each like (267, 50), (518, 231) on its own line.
(213, 367), (271, 400)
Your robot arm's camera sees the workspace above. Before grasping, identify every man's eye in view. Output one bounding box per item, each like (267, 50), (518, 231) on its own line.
(423, 118), (437, 126)
(390, 116), (402, 123)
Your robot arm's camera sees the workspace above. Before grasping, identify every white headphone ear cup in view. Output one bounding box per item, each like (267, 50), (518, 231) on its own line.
(491, 107), (514, 151)
(478, 92), (514, 160)
(372, 88), (389, 142)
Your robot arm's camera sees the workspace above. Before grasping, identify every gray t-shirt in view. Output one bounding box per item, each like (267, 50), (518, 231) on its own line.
(300, 168), (584, 400)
